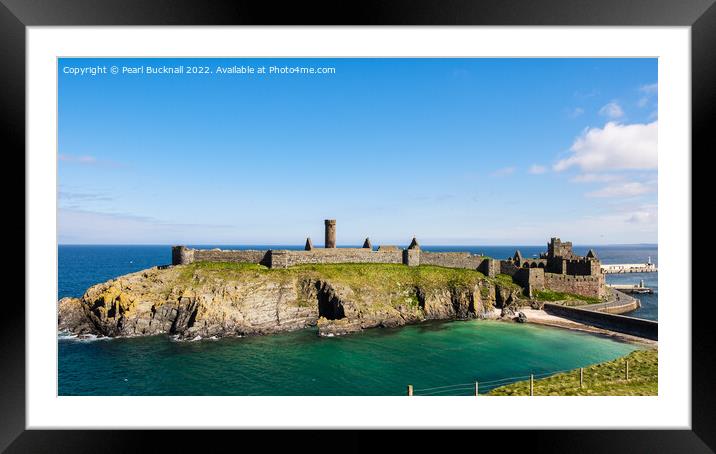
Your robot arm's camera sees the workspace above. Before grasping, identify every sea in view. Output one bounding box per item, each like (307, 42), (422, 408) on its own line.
(58, 244), (657, 396)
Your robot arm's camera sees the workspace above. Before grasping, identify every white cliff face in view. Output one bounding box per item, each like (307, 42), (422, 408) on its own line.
(58, 263), (522, 339)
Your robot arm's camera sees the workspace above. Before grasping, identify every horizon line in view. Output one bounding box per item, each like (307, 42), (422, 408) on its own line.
(57, 242), (659, 247)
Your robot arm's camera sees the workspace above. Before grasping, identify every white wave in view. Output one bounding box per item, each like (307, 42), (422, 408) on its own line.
(58, 331), (110, 342)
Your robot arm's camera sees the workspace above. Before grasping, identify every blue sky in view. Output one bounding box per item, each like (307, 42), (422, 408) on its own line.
(58, 58), (657, 245)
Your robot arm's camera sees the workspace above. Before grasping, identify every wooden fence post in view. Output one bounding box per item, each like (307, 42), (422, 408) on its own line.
(475, 381), (479, 396)
(530, 374), (534, 396)
(580, 368), (584, 388)
(407, 384), (413, 396)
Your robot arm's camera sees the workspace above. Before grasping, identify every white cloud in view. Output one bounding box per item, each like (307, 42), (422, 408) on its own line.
(598, 101), (624, 119)
(554, 121), (657, 172)
(58, 191), (113, 202)
(59, 153), (125, 168)
(528, 164), (547, 175)
(567, 107), (584, 118)
(490, 166), (515, 177)
(637, 83), (657, 109)
(586, 181), (654, 198)
(626, 204), (657, 224)
(574, 89), (599, 99)
(58, 191), (116, 214)
(640, 83), (658, 95)
(59, 154), (97, 164)
(461, 208), (656, 244)
(569, 173), (622, 183)
(58, 208), (237, 244)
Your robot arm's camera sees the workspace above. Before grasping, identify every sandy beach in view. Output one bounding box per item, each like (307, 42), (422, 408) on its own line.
(492, 307), (657, 347)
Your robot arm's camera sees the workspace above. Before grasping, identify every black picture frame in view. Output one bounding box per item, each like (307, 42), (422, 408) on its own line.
(3, 0), (710, 451)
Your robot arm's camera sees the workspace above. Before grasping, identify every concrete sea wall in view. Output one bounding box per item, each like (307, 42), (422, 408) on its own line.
(543, 303), (657, 340)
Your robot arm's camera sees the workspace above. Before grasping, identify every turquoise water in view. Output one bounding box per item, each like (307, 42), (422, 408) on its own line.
(59, 320), (638, 396)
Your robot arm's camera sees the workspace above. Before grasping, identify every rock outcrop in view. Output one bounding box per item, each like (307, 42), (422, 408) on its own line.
(58, 263), (523, 339)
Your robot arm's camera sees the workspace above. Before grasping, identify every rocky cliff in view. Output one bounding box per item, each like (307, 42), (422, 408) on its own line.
(58, 262), (523, 339)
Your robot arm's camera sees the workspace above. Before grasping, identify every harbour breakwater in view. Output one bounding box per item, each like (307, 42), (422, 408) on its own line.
(601, 263), (657, 274)
(543, 303), (658, 340)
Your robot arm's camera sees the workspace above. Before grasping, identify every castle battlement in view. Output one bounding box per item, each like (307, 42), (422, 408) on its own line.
(171, 220), (605, 299)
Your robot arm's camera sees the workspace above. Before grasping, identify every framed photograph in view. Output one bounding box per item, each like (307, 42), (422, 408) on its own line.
(6, 0), (712, 451)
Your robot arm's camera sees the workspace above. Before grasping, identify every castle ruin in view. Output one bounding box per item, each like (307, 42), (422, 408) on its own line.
(172, 220), (605, 299)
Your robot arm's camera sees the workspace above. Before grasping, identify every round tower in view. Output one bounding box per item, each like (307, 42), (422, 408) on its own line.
(324, 219), (336, 248)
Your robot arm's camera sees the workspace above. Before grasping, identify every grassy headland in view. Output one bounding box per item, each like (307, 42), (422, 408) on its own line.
(179, 261), (522, 294)
(487, 348), (657, 396)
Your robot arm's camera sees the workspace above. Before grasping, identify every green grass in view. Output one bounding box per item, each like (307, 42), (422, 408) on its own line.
(182, 261), (490, 290)
(533, 289), (601, 304)
(177, 262), (504, 306)
(488, 274), (522, 292)
(168, 262), (521, 311)
(487, 348), (657, 396)
(494, 273), (516, 285)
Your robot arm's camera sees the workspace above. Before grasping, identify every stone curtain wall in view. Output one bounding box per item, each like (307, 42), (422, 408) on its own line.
(172, 247), (269, 266)
(173, 246), (502, 277)
(193, 249), (270, 265)
(419, 251), (485, 270)
(565, 259), (600, 276)
(544, 272), (605, 298)
(175, 247), (493, 272)
(269, 248), (404, 269)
